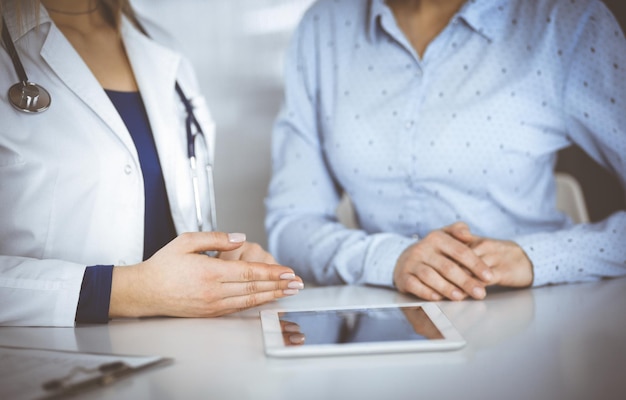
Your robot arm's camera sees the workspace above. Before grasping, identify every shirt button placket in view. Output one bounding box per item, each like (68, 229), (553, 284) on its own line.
(410, 63), (425, 230)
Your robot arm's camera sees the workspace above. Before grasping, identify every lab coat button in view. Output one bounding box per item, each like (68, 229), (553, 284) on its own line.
(118, 260), (126, 266)
(124, 165), (132, 175)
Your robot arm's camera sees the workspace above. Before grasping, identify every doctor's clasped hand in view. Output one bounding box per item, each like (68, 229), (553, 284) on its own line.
(110, 232), (303, 319)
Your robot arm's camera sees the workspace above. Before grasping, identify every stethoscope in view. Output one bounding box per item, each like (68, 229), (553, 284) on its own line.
(1, 17), (51, 113)
(1, 15), (217, 233)
(176, 81), (218, 234)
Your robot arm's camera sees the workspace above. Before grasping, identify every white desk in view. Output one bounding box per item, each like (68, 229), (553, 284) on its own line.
(1, 278), (625, 400)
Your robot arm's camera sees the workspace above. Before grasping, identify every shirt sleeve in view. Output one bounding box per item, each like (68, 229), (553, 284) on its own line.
(75, 265), (113, 324)
(515, 1), (626, 287)
(265, 12), (416, 288)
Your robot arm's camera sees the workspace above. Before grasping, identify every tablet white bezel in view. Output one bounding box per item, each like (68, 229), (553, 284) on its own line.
(260, 302), (465, 358)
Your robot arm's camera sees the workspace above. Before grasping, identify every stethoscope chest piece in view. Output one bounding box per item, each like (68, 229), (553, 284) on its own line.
(9, 81), (51, 113)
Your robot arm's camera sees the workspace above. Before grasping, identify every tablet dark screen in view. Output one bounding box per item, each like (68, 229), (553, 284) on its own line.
(278, 306), (443, 347)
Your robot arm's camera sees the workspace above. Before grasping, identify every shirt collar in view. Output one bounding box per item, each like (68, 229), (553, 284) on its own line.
(457, 0), (512, 42)
(367, 0), (511, 44)
(366, 0), (388, 43)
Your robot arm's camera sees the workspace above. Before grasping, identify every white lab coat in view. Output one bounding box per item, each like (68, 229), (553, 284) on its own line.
(0, 7), (215, 326)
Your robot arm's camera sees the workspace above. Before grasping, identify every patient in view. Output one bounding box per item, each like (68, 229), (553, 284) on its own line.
(265, 0), (626, 301)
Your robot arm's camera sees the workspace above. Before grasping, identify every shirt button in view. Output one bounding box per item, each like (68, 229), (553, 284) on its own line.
(124, 165), (132, 175)
(405, 120), (414, 129)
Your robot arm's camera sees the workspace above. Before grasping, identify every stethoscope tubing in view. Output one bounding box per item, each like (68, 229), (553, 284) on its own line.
(2, 15), (51, 113)
(2, 16), (28, 84)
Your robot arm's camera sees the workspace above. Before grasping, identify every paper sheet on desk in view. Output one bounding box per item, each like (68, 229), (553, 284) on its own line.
(0, 345), (170, 400)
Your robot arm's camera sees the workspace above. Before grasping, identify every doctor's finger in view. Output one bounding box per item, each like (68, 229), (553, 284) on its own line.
(218, 279), (304, 298)
(219, 262), (301, 283)
(172, 231), (247, 254)
(219, 242), (277, 264)
(239, 242), (277, 264)
(217, 289), (299, 314)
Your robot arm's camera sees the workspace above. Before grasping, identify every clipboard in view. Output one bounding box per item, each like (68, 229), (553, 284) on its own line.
(0, 345), (172, 400)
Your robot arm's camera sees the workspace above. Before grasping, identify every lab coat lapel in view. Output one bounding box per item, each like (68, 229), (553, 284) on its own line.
(122, 20), (191, 233)
(39, 21), (139, 160)
(122, 20), (181, 166)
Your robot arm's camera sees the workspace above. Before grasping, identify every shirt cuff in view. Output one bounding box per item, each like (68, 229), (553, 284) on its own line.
(363, 235), (419, 288)
(513, 232), (580, 288)
(75, 265), (114, 324)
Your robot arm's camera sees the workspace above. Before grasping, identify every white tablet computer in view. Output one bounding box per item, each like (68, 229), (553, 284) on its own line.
(260, 303), (465, 357)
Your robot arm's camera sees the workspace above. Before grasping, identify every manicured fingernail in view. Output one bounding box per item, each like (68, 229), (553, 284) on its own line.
(228, 233), (246, 243)
(288, 281), (304, 289)
(431, 293), (442, 301)
(280, 273), (296, 280)
(283, 289), (299, 296)
(483, 270), (494, 281)
(289, 334), (305, 344)
(451, 290), (463, 300)
(473, 287), (486, 299)
(283, 324), (300, 333)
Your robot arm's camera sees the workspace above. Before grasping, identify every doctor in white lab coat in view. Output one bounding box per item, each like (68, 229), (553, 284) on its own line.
(0, 0), (303, 327)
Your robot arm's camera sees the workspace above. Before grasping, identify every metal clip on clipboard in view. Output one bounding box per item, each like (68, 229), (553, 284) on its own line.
(42, 361), (132, 397)
(0, 346), (171, 400)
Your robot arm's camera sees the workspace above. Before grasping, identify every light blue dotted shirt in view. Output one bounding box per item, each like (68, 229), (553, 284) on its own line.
(265, 0), (626, 288)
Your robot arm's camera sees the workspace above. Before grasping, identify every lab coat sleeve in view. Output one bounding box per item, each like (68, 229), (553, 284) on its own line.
(0, 256), (86, 327)
(513, 2), (626, 286)
(265, 8), (417, 288)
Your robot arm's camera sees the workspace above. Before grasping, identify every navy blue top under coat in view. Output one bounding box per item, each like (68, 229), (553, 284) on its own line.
(106, 89), (177, 259)
(75, 90), (177, 323)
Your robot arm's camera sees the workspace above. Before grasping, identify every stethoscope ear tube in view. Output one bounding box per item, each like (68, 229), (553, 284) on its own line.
(131, 18), (218, 235)
(2, 15), (51, 113)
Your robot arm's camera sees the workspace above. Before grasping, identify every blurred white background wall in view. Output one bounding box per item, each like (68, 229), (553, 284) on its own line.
(133, 0), (315, 247)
